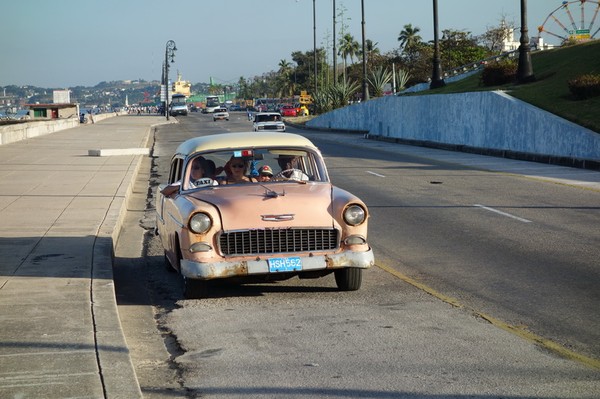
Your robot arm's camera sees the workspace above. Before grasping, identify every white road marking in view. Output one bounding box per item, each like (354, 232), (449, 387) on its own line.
(366, 171), (386, 177)
(474, 204), (532, 223)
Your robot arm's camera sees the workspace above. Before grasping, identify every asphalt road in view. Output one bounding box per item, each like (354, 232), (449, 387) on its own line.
(114, 111), (600, 398)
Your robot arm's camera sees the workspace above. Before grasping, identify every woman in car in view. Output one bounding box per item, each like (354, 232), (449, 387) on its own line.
(218, 157), (257, 184)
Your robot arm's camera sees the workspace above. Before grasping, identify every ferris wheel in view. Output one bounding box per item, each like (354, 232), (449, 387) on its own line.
(538, 0), (600, 43)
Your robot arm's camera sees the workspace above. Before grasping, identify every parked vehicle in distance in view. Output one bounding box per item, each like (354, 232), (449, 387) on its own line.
(155, 132), (374, 298)
(280, 104), (297, 117)
(204, 95), (220, 113)
(170, 94), (188, 116)
(213, 107), (229, 121)
(253, 112), (285, 132)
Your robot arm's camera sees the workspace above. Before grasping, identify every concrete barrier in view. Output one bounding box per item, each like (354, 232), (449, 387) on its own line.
(0, 112), (125, 146)
(306, 91), (600, 168)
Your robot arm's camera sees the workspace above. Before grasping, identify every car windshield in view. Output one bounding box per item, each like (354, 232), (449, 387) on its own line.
(183, 147), (328, 190)
(255, 114), (281, 122)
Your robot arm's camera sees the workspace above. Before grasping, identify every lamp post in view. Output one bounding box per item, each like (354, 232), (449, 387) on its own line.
(361, 0), (369, 101)
(430, 0), (445, 89)
(163, 40), (177, 120)
(333, 0), (337, 83)
(313, 0), (317, 96)
(517, 0), (535, 83)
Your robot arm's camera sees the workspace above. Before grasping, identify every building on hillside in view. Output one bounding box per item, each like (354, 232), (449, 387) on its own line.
(502, 25), (555, 52)
(53, 90), (71, 103)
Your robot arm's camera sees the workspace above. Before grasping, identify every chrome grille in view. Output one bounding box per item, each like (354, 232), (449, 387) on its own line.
(219, 228), (339, 256)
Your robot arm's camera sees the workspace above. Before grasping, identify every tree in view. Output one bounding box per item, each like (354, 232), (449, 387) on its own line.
(479, 18), (514, 54)
(364, 39), (380, 59)
(338, 33), (360, 79)
(291, 48), (327, 94)
(397, 24), (422, 51)
(440, 29), (488, 70)
(274, 59), (296, 98)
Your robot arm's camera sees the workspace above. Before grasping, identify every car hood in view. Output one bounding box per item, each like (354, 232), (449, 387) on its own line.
(190, 183), (334, 230)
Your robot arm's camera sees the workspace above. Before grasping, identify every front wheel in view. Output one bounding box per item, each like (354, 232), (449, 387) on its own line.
(334, 268), (362, 291)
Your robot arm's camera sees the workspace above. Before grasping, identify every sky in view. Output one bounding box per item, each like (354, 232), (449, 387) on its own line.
(1, 0), (573, 88)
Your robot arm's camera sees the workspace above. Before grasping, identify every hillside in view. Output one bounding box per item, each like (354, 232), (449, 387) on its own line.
(428, 40), (600, 133)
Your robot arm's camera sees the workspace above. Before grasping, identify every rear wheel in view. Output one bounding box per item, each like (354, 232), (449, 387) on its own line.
(334, 268), (362, 291)
(183, 277), (208, 299)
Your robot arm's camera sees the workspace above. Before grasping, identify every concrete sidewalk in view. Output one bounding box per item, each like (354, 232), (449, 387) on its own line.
(0, 115), (164, 398)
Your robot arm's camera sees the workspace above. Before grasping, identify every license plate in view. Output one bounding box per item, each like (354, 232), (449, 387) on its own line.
(268, 257), (302, 272)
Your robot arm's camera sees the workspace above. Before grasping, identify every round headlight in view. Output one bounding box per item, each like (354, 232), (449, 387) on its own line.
(189, 213), (212, 234)
(343, 204), (366, 226)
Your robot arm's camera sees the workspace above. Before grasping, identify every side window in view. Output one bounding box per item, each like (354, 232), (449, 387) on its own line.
(168, 158), (184, 184)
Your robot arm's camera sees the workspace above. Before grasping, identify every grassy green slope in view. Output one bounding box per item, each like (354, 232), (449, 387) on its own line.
(426, 40), (600, 133)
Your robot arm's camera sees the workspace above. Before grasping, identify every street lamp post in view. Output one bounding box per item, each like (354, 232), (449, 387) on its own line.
(430, 0), (446, 89)
(163, 40), (177, 120)
(361, 0), (369, 101)
(333, 0), (337, 83)
(517, 0), (535, 83)
(313, 0), (317, 96)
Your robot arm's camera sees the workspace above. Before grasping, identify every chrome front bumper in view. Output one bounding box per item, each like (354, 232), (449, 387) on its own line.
(181, 248), (374, 280)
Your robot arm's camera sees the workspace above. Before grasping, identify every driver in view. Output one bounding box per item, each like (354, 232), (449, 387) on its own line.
(276, 155), (308, 181)
(277, 155), (299, 171)
(189, 157), (217, 188)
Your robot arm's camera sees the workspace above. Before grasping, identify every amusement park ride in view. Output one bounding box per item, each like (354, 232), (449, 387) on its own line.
(538, 0), (600, 44)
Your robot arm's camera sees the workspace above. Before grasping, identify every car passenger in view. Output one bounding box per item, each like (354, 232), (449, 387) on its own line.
(257, 165), (273, 182)
(218, 157), (257, 184)
(189, 157), (217, 188)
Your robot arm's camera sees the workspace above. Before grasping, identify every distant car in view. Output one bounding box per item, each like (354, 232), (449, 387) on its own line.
(253, 112), (285, 132)
(213, 107), (229, 121)
(229, 104), (242, 111)
(280, 104), (297, 117)
(155, 132), (374, 298)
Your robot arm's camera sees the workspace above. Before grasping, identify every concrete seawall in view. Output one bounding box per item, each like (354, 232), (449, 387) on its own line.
(0, 112), (124, 146)
(306, 91), (600, 168)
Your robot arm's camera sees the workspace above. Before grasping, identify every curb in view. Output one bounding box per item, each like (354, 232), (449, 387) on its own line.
(91, 124), (156, 398)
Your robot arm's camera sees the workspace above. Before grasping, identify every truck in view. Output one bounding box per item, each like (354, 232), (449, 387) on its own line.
(169, 93), (188, 116)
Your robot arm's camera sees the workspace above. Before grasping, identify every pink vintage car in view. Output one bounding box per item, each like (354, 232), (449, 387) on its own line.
(156, 132), (374, 298)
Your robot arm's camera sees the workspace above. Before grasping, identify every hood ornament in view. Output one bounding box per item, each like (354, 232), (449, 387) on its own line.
(261, 214), (295, 222)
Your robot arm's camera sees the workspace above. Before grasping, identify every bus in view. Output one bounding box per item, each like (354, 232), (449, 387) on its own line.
(204, 95), (220, 113)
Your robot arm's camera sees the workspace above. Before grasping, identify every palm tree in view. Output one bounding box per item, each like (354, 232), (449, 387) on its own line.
(363, 39), (380, 64)
(398, 24), (422, 51)
(338, 33), (360, 79)
(278, 59), (292, 73)
(276, 59), (295, 97)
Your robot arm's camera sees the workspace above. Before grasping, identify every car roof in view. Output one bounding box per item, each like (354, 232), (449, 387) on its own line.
(175, 132), (318, 156)
(255, 112), (281, 116)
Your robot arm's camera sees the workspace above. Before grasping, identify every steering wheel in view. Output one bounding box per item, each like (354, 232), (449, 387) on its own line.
(275, 168), (309, 181)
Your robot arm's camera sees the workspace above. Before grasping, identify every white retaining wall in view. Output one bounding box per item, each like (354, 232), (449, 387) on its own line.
(306, 91), (600, 162)
(0, 112), (124, 146)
